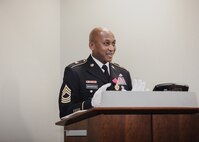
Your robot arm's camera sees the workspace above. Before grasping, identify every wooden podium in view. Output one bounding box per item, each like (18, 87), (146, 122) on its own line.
(56, 92), (199, 142)
(56, 107), (199, 142)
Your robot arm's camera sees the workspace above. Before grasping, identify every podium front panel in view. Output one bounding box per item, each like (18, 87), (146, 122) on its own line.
(153, 114), (199, 142)
(87, 114), (152, 142)
(65, 114), (152, 142)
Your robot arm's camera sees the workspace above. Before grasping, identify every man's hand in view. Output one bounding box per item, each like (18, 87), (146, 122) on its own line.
(91, 83), (111, 107)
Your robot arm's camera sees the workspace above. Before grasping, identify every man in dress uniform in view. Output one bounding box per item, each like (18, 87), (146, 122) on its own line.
(59, 27), (132, 118)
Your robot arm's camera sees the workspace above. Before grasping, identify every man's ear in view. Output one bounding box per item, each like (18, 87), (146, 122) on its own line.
(89, 42), (95, 50)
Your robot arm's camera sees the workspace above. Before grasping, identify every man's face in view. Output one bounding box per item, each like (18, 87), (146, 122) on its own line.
(90, 30), (116, 64)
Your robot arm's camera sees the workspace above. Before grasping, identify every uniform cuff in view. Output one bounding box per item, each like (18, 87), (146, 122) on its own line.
(82, 99), (92, 110)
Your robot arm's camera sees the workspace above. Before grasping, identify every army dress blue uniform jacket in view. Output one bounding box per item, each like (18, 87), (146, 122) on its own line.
(59, 55), (132, 118)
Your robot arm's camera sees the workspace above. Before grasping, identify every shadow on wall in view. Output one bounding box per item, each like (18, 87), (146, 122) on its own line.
(0, 76), (32, 142)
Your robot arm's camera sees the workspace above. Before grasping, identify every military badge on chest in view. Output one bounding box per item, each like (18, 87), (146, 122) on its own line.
(112, 74), (127, 91)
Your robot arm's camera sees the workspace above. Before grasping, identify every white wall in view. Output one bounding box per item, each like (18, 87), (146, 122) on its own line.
(61, 0), (199, 102)
(0, 0), (62, 142)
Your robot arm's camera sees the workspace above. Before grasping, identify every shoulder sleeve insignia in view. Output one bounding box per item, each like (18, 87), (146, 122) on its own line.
(68, 59), (87, 68)
(61, 85), (71, 103)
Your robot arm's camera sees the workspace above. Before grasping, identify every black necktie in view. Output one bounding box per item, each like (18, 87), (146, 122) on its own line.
(102, 65), (110, 81)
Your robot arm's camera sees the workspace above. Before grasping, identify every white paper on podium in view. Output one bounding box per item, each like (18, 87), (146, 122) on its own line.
(99, 91), (198, 108)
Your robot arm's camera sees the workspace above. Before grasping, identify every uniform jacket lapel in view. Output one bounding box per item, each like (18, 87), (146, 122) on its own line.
(86, 55), (108, 83)
(109, 64), (120, 82)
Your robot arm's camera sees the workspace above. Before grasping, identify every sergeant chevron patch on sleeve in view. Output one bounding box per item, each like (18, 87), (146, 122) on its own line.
(61, 85), (71, 103)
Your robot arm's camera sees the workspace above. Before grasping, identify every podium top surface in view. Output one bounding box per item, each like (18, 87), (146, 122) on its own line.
(55, 91), (199, 126)
(55, 107), (199, 126)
